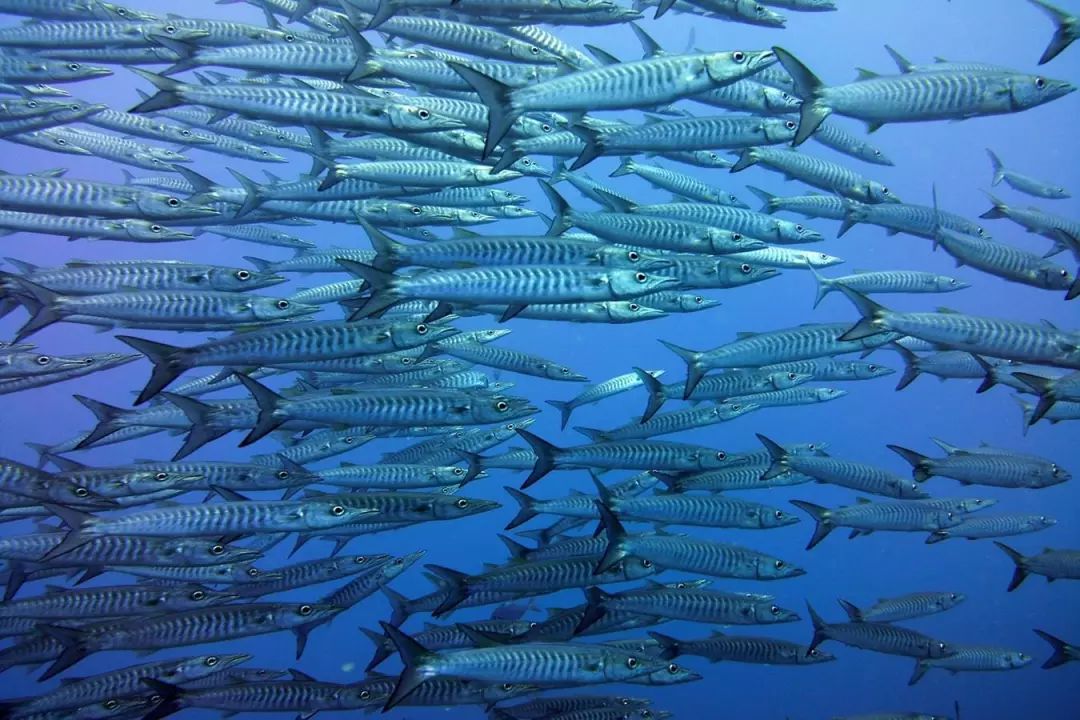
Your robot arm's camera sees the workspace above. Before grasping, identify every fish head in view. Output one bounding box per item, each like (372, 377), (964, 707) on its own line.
(479, 683), (538, 703)
(247, 296), (321, 322)
(508, 156), (549, 178)
(762, 506), (801, 528)
(680, 293), (721, 312)
(280, 602), (343, 626)
(33, 129), (93, 155)
(158, 584), (240, 611)
(116, 219), (193, 242)
(815, 387), (847, 401)
(717, 399), (759, 419)
(10, 351), (93, 374)
(763, 87), (802, 114)
(705, 49), (776, 85)
(853, 360), (895, 379)
(601, 246), (675, 271)
(782, 219), (823, 244)
(390, 319), (459, 349)
(758, 555), (805, 579)
(203, 266), (286, 292)
(631, 660), (701, 685)
(393, 103), (467, 133)
(164, 653), (253, 683)
(1034, 265), (1074, 291)
(751, 600), (801, 623)
(735, 1), (786, 27)
(934, 591), (966, 611)
(1, 96), (69, 118)
(621, 555), (661, 580)
(505, 37), (561, 63)
(340, 681), (390, 708)
(895, 479), (930, 499)
(800, 645), (836, 664)
(171, 538), (261, 564)
(765, 117), (800, 144)
(1009, 74), (1076, 110)
(141, 192), (220, 219)
(78, 696), (155, 720)
(347, 552), (393, 571)
(46, 478), (114, 507)
(381, 549), (427, 581)
(55, 60), (113, 81)
(605, 301), (666, 323)
(807, 250), (846, 268)
(494, 205), (539, 219)
(771, 370), (814, 389)
(709, 229), (766, 254)
(121, 469), (204, 495)
(733, 261), (782, 286)
(431, 495), (501, 519)
(235, 564), (283, 583)
(477, 394), (540, 423)
(928, 639), (954, 658)
(297, 499), (381, 529)
(611, 269), (680, 297)
(1005, 650), (1033, 669)
(955, 497), (997, 513)
(867, 180), (901, 204)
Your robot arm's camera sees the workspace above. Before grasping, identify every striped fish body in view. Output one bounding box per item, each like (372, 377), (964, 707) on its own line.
(473, 301), (663, 324)
(762, 359), (894, 381)
(598, 587), (798, 625)
(931, 514), (1056, 542)
(622, 535), (802, 580)
(161, 680), (355, 714)
(332, 160), (520, 187)
(34, 289), (311, 326)
(497, 695), (649, 719)
(916, 452), (1065, 488)
(407, 187), (528, 207)
(514, 535), (610, 563)
(1005, 546), (1080, 581)
(610, 493), (797, 529)
(754, 191), (849, 220)
(437, 342), (587, 382)
(734, 146), (895, 204)
(726, 246), (843, 268)
(936, 230), (1073, 290)
(845, 201), (987, 240)
(569, 211), (761, 256)
(613, 158), (747, 207)
(0, 532), (255, 566)
(462, 554), (658, 595)
(0, 175), (215, 219)
(0, 584), (236, 619)
(814, 617), (950, 657)
(810, 120), (894, 165)
(320, 464), (471, 490)
(632, 201), (819, 243)
(586, 402), (756, 442)
(914, 645), (1031, 683)
(660, 631), (829, 664)
(424, 642), (663, 685)
(389, 236), (647, 269)
(0, 210), (191, 242)
(660, 256), (778, 289)
(698, 323), (902, 370)
(661, 465), (812, 492)
(7, 260), (282, 294)
(0, 20), (188, 47)
(555, 440), (731, 473)
(820, 270), (967, 298)
(693, 79), (800, 115)
(782, 454), (923, 499)
(232, 554), (392, 598)
(271, 388), (533, 427)
(592, 116), (795, 155)
(0, 353), (136, 396)
(840, 591), (964, 623)
(84, 107), (216, 145)
(815, 501), (962, 531)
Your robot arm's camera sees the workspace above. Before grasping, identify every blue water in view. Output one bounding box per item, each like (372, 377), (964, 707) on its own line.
(0, 1), (1078, 718)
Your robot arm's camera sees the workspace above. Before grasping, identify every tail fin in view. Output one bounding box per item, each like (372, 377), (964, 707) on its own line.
(378, 621), (434, 711)
(790, 500), (833, 550)
(1033, 628), (1075, 669)
(336, 259), (401, 318)
(226, 167), (263, 217)
(36, 624), (89, 680)
(573, 426), (610, 442)
(756, 433), (790, 481)
(886, 444), (933, 483)
(544, 399), (574, 431)
(115, 335), (187, 404)
(497, 534), (530, 561)
(447, 63), (516, 159)
(594, 499), (630, 574)
(5, 276), (62, 342)
(426, 565), (470, 617)
(771, 46), (830, 145)
(566, 123), (604, 170)
(610, 157), (636, 178)
(835, 286), (888, 341)
(980, 193), (1008, 220)
(837, 598), (863, 622)
(908, 659), (930, 686)
(515, 429), (561, 489)
(361, 626), (394, 672)
(502, 485), (539, 530)
(647, 631), (682, 660)
(883, 44), (915, 73)
(1010, 372), (1056, 424)
(1012, 394), (1036, 436)
(1068, 272), (1080, 301)
(1030, 0), (1078, 64)
(925, 530), (951, 544)
(234, 374), (286, 447)
(381, 584), (411, 627)
(358, 218), (405, 272)
(729, 148), (759, 173)
(537, 180), (572, 236)
(805, 602), (829, 651)
(994, 541), (1029, 592)
(574, 586), (611, 635)
(161, 392), (230, 460)
(746, 185), (777, 214)
(892, 343), (922, 391)
(986, 148), (1006, 186)
(658, 340), (706, 399)
(633, 366), (668, 423)
(72, 395), (126, 449)
(808, 264), (834, 309)
(128, 68), (185, 113)
(969, 354), (999, 394)
(40, 503), (95, 561)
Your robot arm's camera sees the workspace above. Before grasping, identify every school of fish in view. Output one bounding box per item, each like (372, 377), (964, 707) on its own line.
(0, 0), (1076, 719)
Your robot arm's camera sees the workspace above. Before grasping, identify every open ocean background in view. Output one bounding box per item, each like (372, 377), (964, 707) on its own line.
(0, 1), (1077, 718)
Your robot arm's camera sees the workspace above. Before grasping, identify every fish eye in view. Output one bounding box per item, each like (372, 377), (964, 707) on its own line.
(716, 451), (727, 460)
(641, 558), (653, 568)
(740, 263), (752, 273)
(785, 120), (796, 130)
(205, 656), (220, 666)
(770, 605), (781, 615)
(104, 700), (119, 710)
(882, 187), (889, 194)
(774, 510), (784, 519)
(1061, 269), (1069, 277)
(949, 593), (958, 600)
(937, 642), (946, 651)
(787, 372), (796, 380)
(415, 324), (428, 335)
(410, 206), (422, 215)
(167, 197), (180, 207)
(774, 560), (785, 569)
(496, 401), (509, 412)
(56, 138), (67, 145)
(452, 467), (465, 476)
(417, 109), (430, 120)
(247, 568), (259, 576)
(732, 232), (743, 241)
(733, 51), (746, 63)
(164, 24), (176, 32)
(359, 690), (370, 700)
(67, 63), (81, 70)
(401, 357), (412, 365)
(26, 100), (38, 108)
(235, 270), (251, 280)
(529, 46), (540, 54)
(74, 487), (89, 497)
(626, 657), (639, 669)
(211, 544), (225, 555)
(277, 470), (289, 479)
(868, 364), (877, 371)
(808, 444), (816, 450)
(191, 589), (206, 600)
(634, 272), (647, 282)
(1039, 515), (1047, 522)
(284, 33), (295, 42)
(731, 403), (741, 410)
(628, 303), (640, 311)
(1035, 77), (1046, 89)
(667, 663), (679, 673)
(343, 436), (355, 444)
(35, 355), (50, 365)
(355, 555), (367, 564)
(180, 128), (192, 136)
(541, 123), (552, 132)
(155, 472), (168, 481)
(331, 505), (345, 516)
(694, 296), (703, 303)
(299, 604), (313, 616)
(276, 300), (290, 310)
(628, 251), (640, 261)
(560, 367), (570, 374)
(502, 683), (513, 691)
(456, 498), (468, 508)
(809, 648), (819, 656)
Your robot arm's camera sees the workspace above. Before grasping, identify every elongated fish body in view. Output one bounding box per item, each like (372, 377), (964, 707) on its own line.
(981, 194), (1080, 255)
(910, 645), (1030, 685)
(750, 187), (850, 220)
(692, 79), (801, 116)
(0, 174), (217, 219)
(996, 542), (1080, 590)
(503, 472), (659, 528)
(811, 120), (894, 165)
(0, 352), (136, 396)
(327, 160), (522, 189)
(732, 146), (898, 204)
(0, 20), (208, 48)
(613, 533), (802, 580)
(658, 464), (812, 492)
(888, 444), (1069, 488)
(584, 585), (799, 628)
(146, 677), (364, 716)
(727, 246), (843, 268)
(366, 618), (535, 670)
(0, 583), (236, 619)
(775, 47), (1075, 144)
(935, 229), (1073, 291)
(232, 553), (392, 598)
(430, 341), (588, 382)
(806, 604), (952, 658)
(838, 592), (965, 623)
(497, 695), (651, 720)
(320, 464), (474, 491)
(987, 148), (1069, 198)
(729, 386), (848, 410)
(406, 187), (528, 207)
(611, 157), (747, 206)
(630, 201), (821, 244)
(651, 629), (833, 665)
(793, 498), (962, 545)
(3, 259), (283, 294)
(762, 358), (895, 381)
(812, 268), (968, 307)
(0, 531), (255, 566)
(605, 489), (798, 530)
(659, 255), (779, 290)
(927, 514), (1056, 543)
(579, 401), (756, 442)
(759, 435), (924, 499)
(547, 370), (659, 429)
(476, 301), (665, 324)
(844, 200), (988, 241)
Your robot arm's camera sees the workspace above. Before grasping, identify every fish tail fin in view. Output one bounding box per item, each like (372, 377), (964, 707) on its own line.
(994, 541), (1029, 592)
(543, 399), (574, 431)
(835, 286), (888, 341)
(925, 530), (950, 544)
(771, 46), (830, 145)
(594, 499), (630, 574)
(756, 433), (790, 480)
(650, 471), (683, 492)
(657, 340), (706, 399)
(1012, 394), (1035, 436)
(336, 259), (400, 318)
(72, 395), (125, 448)
(566, 122), (604, 170)
(967, 354), (999, 394)
(808, 263), (832, 309)
(139, 678), (185, 720)
(234, 374), (286, 447)
(340, 16), (378, 81)
(729, 148), (759, 173)
(1033, 629), (1073, 669)
(746, 185), (776, 214)
(908, 659), (930, 686)
(226, 167), (263, 217)
(461, 452), (485, 484)
(361, 627), (393, 672)
(1067, 272), (1080, 301)
(303, 125), (334, 175)
(502, 485), (539, 530)
(574, 586), (611, 635)
(357, 218), (405, 272)
(497, 534), (530, 561)
(378, 621), (434, 711)
(5, 276), (61, 342)
(572, 426), (609, 442)
(39, 503), (94, 561)
(160, 392), (229, 459)
(425, 565), (470, 617)
(979, 193), (1008, 219)
(805, 602), (828, 651)
(1031, 0), (1077, 64)
(381, 585), (411, 627)
(892, 343), (921, 391)
(836, 598), (863, 622)
(128, 68), (184, 113)
(986, 148), (1006, 186)
(647, 631), (681, 660)
(537, 180), (572, 236)
(610, 156), (636, 177)
(790, 500), (832, 550)
(366, 0), (398, 30)
(1010, 372), (1056, 424)
(115, 334), (187, 404)
(886, 444), (932, 483)
(36, 624), (89, 680)
(883, 44), (915, 72)
(447, 62), (516, 159)
(632, 366), (666, 423)
(515, 429), (561, 489)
